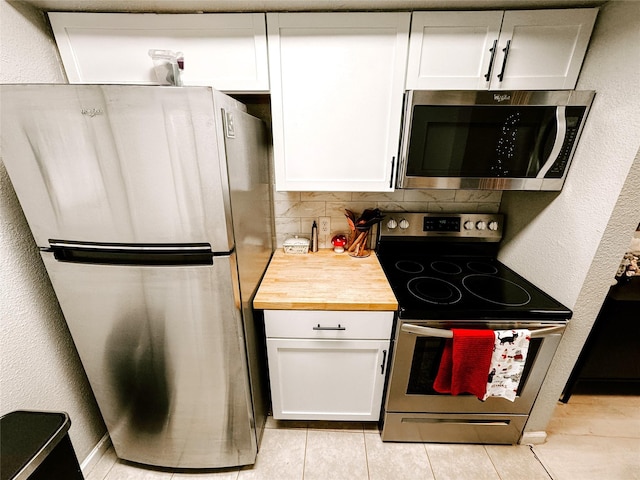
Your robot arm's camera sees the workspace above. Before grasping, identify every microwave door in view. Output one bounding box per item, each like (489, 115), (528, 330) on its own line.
(405, 105), (552, 179)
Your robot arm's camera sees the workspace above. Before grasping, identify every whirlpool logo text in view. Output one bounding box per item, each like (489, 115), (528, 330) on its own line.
(493, 94), (512, 102)
(81, 108), (103, 117)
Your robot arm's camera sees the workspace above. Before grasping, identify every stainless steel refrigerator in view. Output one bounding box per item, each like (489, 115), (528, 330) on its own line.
(0, 84), (273, 469)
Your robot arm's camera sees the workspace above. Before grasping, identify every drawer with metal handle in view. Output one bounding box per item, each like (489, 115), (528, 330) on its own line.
(264, 310), (393, 340)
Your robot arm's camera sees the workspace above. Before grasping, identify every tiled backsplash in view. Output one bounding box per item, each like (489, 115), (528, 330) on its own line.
(273, 189), (502, 248)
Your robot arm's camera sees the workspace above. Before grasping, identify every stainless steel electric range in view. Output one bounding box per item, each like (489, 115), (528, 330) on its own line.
(376, 212), (571, 444)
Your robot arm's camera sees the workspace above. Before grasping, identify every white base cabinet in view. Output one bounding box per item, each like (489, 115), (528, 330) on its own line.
(264, 310), (394, 421)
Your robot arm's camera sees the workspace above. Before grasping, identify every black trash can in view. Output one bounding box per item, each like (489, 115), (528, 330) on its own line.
(0, 410), (84, 480)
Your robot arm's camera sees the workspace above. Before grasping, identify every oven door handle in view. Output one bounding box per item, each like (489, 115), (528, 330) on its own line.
(401, 324), (454, 338)
(400, 324), (565, 338)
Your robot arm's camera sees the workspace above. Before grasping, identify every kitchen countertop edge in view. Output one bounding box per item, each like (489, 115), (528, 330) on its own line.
(253, 249), (398, 311)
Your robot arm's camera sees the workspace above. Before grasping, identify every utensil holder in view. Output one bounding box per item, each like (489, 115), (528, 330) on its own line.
(347, 228), (371, 258)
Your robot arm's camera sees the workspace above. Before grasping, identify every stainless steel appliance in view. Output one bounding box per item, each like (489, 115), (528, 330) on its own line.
(376, 213), (571, 444)
(0, 85), (273, 468)
(397, 90), (595, 191)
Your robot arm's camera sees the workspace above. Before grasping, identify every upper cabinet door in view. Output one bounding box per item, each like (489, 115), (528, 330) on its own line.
(48, 12), (269, 92)
(268, 12), (410, 192)
(492, 9), (598, 90)
(406, 8), (597, 91)
(406, 11), (503, 90)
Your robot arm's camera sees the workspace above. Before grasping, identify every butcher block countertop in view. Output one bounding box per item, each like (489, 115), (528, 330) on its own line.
(253, 249), (398, 311)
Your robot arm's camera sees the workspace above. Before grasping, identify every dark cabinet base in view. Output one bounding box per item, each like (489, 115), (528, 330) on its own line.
(562, 277), (640, 403)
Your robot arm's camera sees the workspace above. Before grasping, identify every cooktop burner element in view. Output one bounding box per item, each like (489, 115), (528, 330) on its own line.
(462, 274), (532, 306)
(467, 261), (499, 274)
(395, 260), (425, 274)
(408, 277), (462, 304)
(376, 212), (572, 322)
(431, 261), (463, 275)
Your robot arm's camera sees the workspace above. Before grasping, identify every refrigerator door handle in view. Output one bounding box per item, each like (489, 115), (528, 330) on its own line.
(48, 241), (217, 266)
(48, 240), (213, 252)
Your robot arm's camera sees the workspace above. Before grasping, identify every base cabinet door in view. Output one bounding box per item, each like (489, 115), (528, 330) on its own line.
(266, 338), (390, 421)
(264, 310), (394, 421)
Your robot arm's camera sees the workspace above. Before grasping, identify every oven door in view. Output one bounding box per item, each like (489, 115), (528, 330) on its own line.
(385, 320), (565, 416)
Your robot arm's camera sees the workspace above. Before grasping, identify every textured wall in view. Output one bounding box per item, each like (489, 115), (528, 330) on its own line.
(0, 0), (106, 462)
(498, 1), (640, 436)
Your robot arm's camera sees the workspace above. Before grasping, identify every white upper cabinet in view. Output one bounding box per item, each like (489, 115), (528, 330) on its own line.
(48, 12), (269, 92)
(406, 11), (503, 90)
(496, 9), (598, 90)
(267, 12), (410, 192)
(406, 8), (598, 90)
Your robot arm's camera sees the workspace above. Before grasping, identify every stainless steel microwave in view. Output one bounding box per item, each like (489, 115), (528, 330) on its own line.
(396, 90), (595, 191)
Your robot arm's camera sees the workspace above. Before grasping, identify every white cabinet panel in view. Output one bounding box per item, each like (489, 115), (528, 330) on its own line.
(495, 9), (598, 90)
(268, 12), (410, 191)
(406, 8), (597, 91)
(264, 310), (394, 420)
(265, 310), (394, 340)
(49, 12), (269, 92)
(406, 11), (503, 90)
(267, 338), (390, 421)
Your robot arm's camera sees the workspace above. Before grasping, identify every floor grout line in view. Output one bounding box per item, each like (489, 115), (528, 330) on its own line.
(481, 444), (502, 480)
(528, 444), (556, 480)
(301, 426), (308, 480)
(422, 442), (435, 480)
(362, 430), (371, 480)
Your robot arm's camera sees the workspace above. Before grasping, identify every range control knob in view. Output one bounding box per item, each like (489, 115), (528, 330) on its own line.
(399, 219), (410, 230)
(387, 218), (398, 230)
(488, 221), (499, 231)
(464, 220), (475, 230)
(476, 221), (487, 230)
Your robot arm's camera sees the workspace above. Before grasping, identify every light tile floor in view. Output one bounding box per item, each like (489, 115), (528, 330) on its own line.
(86, 395), (640, 480)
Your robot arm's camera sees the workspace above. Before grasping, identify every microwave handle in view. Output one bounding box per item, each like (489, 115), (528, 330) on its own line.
(401, 324), (565, 338)
(536, 106), (567, 179)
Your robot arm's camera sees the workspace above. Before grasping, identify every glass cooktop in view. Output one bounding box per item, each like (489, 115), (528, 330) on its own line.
(378, 254), (572, 321)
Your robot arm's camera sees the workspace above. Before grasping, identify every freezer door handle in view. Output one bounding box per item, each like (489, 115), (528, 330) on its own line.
(48, 241), (217, 266)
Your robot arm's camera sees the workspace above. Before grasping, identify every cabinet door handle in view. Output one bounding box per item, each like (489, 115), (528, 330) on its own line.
(380, 349), (388, 374)
(389, 156), (396, 189)
(497, 40), (511, 82)
(484, 39), (498, 81)
(313, 324), (346, 331)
